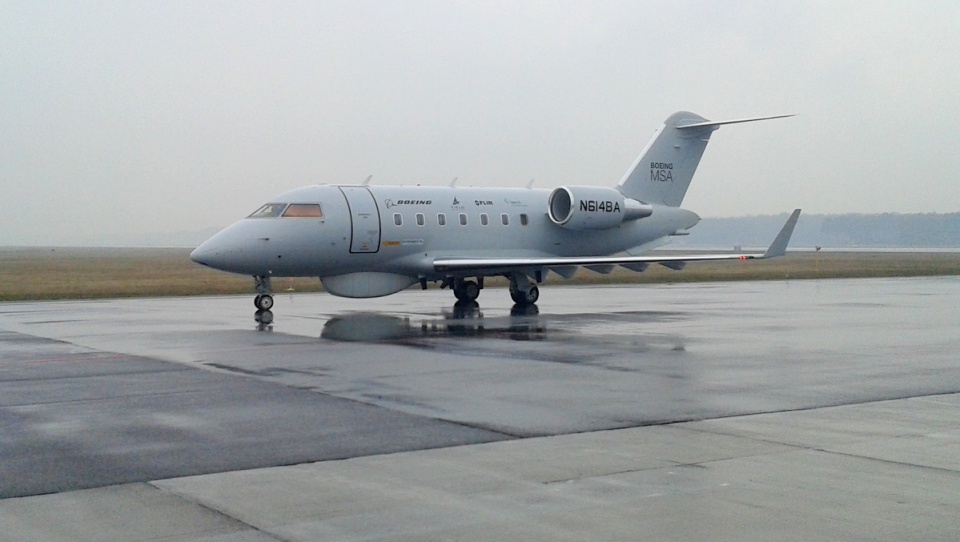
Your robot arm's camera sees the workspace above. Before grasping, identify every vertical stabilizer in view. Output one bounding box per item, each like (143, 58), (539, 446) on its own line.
(616, 112), (793, 207)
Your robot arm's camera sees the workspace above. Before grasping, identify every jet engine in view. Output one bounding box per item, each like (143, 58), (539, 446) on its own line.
(547, 186), (653, 230)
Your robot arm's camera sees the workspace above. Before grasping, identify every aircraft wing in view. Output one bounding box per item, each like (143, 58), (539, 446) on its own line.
(434, 209), (801, 274)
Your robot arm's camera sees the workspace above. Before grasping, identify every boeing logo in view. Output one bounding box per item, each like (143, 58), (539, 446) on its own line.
(385, 199), (431, 208)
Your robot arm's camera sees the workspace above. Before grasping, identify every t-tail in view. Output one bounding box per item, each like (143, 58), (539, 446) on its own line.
(616, 112), (794, 207)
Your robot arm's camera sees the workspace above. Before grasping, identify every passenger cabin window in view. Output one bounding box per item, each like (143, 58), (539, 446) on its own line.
(281, 204), (323, 218)
(480, 213), (489, 226)
(393, 213), (403, 226)
(459, 213), (468, 226)
(248, 203), (286, 218)
(438, 213), (446, 226)
(520, 213), (529, 226)
(416, 213), (425, 226)
(501, 213), (509, 226)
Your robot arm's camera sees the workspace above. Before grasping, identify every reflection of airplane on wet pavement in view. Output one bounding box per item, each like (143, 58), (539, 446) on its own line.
(191, 111), (799, 323)
(320, 308), (546, 342)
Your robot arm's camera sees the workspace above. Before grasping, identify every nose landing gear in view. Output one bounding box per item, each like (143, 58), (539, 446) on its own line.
(253, 275), (274, 326)
(254, 294), (274, 311)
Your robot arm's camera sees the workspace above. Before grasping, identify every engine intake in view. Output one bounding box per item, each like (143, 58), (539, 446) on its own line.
(547, 186), (652, 230)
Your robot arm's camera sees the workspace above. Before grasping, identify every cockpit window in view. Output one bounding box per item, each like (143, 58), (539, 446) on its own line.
(282, 203), (323, 218)
(248, 203), (286, 218)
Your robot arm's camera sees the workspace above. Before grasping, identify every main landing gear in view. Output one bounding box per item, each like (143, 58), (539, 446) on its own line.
(253, 275), (274, 325)
(453, 279), (481, 302)
(442, 274), (540, 306)
(441, 277), (482, 302)
(509, 273), (539, 305)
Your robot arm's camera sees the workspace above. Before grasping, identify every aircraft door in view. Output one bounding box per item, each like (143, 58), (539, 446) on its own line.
(338, 186), (381, 253)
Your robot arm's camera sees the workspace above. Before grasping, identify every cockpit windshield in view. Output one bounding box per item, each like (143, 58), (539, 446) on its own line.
(248, 202), (324, 218)
(282, 203), (323, 218)
(248, 203), (287, 218)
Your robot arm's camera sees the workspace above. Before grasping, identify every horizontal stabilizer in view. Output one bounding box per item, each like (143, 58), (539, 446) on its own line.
(676, 114), (795, 130)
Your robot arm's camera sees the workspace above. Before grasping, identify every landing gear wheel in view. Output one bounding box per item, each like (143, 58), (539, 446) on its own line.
(255, 294), (274, 311)
(511, 285), (539, 305)
(454, 280), (480, 302)
(525, 285), (539, 304)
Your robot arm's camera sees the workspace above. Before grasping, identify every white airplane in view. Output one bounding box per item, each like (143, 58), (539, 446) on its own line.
(191, 111), (800, 323)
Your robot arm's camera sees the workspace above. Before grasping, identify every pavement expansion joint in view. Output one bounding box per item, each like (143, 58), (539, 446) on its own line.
(813, 448), (960, 475)
(147, 482), (290, 542)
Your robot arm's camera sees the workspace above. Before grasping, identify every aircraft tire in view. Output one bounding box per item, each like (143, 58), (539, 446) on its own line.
(455, 281), (480, 302)
(526, 285), (539, 304)
(256, 294), (274, 311)
(512, 285), (539, 305)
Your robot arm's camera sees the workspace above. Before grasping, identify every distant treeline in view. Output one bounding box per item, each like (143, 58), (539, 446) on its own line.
(680, 212), (960, 248)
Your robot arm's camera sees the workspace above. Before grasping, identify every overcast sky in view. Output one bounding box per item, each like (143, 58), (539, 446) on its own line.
(3, 1), (958, 245)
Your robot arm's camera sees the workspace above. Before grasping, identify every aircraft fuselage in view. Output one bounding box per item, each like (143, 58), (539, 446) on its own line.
(192, 184), (700, 282)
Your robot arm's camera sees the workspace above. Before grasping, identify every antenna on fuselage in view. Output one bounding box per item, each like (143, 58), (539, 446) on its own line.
(361, 175), (372, 186)
(449, 177), (459, 187)
(526, 178), (535, 189)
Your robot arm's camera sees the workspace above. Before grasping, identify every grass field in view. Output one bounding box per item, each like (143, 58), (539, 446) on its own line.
(1, 247), (959, 302)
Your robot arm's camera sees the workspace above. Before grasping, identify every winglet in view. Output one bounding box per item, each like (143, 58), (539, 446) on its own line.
(762, 209), (802, 258)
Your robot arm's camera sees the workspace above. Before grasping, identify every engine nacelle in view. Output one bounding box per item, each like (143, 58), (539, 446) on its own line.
(547, 186), (653, 230)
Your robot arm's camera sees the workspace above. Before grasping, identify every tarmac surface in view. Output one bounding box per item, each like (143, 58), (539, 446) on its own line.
(1, 277), (959, 540)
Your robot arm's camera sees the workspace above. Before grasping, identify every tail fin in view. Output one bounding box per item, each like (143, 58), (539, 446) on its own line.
(616, 112), (793, 207)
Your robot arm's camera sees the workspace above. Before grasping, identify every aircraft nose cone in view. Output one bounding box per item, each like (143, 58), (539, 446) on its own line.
(189, 246), (212, 267)
(190, 221), (272, 274)
(189, 238), (236, 270)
